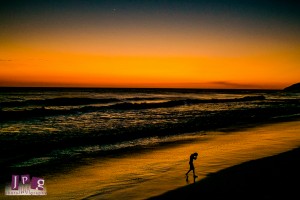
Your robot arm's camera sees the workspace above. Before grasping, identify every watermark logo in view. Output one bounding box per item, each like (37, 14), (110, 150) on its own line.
(5, 174), (47, 195)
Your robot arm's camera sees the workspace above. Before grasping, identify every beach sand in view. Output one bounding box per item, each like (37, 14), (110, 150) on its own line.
(1, 120), (300, 200)
(148, 147), (300, 200)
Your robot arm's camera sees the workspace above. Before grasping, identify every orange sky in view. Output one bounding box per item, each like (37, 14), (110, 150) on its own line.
(1, 1), (299, 89)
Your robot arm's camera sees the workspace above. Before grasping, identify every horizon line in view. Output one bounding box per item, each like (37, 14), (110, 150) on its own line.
(0, 86), (282, 90)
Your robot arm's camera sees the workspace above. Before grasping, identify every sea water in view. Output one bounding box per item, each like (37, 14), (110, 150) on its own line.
(0, 88), (299, 168)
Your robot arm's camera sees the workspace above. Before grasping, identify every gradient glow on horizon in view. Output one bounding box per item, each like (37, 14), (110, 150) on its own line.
(1, 0), (299, 89)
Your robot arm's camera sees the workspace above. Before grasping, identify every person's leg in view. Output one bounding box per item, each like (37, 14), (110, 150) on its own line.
(186, 169), (191, 175)
(193, 169), (197, 178)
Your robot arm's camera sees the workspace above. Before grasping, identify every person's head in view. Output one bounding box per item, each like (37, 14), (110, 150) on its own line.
(194, 152), (198, 156)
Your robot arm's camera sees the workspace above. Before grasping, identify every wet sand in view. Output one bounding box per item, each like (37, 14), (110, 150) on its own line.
(1, 120), (300, 200)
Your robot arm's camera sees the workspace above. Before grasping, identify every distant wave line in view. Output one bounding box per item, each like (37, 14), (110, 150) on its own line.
(0, 97), (165, 107)
(0, 95), (266, 121)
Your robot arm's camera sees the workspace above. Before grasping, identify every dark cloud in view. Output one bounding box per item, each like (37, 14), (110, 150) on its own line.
(209, 81), (261, 89)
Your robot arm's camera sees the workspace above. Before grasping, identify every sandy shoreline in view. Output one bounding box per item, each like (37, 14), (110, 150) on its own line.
(148, 146), (300, 200)
(1, 120), (300, 200)
(85, 120), (300, 200)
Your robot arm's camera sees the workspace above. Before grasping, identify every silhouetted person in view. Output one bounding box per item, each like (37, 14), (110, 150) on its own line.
(185, 152), (198, 180)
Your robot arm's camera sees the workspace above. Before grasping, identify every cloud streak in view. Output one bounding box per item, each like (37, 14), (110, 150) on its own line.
(208, 81), (266, 89)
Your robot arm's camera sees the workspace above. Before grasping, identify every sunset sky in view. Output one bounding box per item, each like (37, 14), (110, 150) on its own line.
(0, 0), (299, 89)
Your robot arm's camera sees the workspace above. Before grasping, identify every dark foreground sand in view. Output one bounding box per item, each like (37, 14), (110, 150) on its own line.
(148, 147), (300, 200)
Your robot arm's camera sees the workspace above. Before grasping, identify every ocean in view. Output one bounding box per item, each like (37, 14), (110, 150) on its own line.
(0, 88), (300, 170)
(1, 88), (300, 199)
